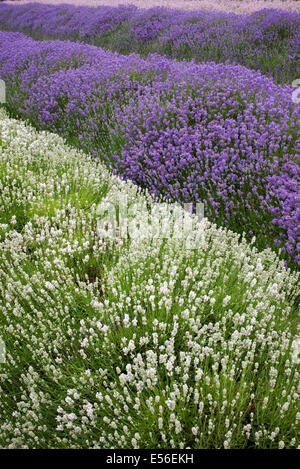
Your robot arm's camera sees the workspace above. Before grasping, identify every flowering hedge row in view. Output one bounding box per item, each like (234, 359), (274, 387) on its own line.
(0, 4), (299, 83)
(3, 0), (300, 15)
(0, 31), (299, 267)
(0, 109), (299, 448)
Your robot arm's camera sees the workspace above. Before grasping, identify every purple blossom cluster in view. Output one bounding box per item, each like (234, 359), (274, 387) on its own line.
(158, 8), (300, 83)
(0, 31), (298, 266)
(0, 3), (299, 83)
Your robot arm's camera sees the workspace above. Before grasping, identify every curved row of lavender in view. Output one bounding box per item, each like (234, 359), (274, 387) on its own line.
(0, 31), (299, 267)
(0, 3), (299, 83)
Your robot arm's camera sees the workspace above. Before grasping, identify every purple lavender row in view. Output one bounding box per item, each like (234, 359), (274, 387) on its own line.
(0, 3), (299, 84)
(0, 31), (299, 267)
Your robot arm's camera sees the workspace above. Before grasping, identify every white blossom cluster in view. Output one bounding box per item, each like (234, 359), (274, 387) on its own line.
(0, 109), (299, 449)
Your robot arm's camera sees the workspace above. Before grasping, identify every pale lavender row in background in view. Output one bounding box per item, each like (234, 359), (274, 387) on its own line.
(4, 0), (300, 15)
(1, 30), (299, 266)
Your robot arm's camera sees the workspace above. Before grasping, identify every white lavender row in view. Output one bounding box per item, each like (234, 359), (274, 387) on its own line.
(0, 109), (299, 449)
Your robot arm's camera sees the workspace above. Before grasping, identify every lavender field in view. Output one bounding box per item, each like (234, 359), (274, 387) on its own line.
(1, 3), (300, 83)
(4, 0), (300, 14)
(0, 1), (299, 450)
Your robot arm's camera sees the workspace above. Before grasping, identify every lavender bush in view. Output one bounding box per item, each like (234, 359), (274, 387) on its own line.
(0, 31), (298, 267)
(0, 109), (299, 449)
(0, 3), (299, 83)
